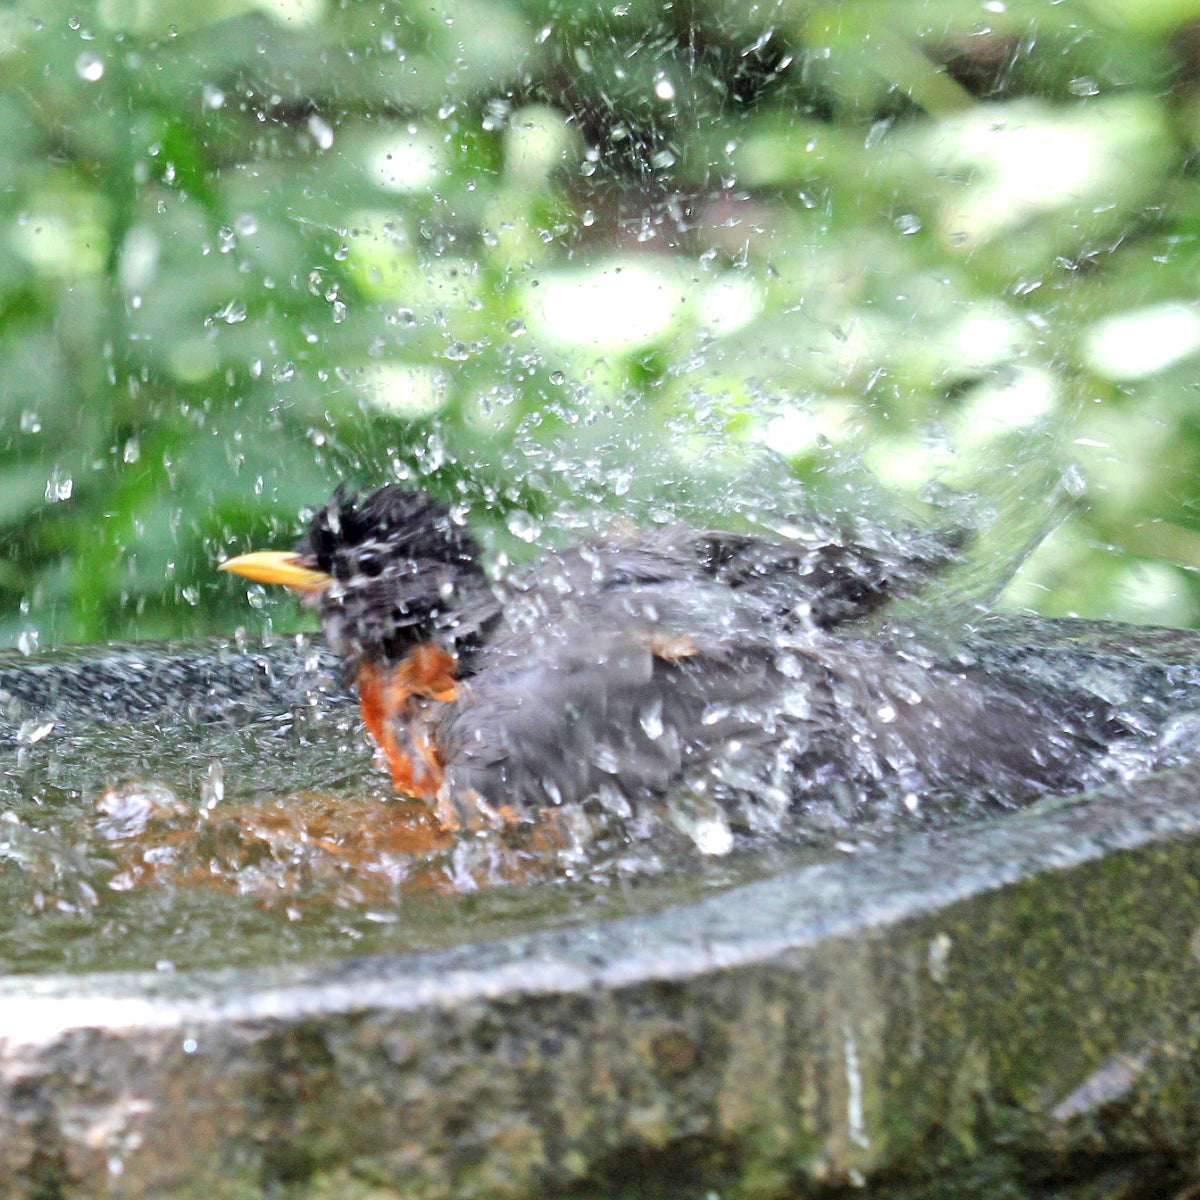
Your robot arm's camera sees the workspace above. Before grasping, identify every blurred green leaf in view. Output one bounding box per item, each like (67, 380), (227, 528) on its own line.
(0, 0), (1199, 646)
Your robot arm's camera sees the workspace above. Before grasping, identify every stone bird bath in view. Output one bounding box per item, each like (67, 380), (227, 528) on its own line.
(1, 617), (1200, 1197)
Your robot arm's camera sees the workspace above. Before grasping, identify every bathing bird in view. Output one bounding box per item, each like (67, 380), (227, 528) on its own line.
(220, 484), (1112, 830)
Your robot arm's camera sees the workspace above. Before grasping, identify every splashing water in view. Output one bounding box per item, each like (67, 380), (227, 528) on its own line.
(0, 639), (806, 975)
(2, 561), (1200, 979)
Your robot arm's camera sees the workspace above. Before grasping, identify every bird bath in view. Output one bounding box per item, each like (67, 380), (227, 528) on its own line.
(2, 616), (1200, 1197)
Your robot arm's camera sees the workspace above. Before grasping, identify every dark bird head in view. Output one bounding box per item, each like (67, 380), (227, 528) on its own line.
(221, 484), (498, 666)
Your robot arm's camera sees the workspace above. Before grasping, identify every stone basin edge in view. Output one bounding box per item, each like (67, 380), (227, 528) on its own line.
(0, 750), (1196, 1042)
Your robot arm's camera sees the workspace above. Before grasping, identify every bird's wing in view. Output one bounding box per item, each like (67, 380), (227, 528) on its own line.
(430, 525), (1112, 827)
(675, 520), (969, 629)
(435, 571), (793, 817)
(437, 620), (1119, 826)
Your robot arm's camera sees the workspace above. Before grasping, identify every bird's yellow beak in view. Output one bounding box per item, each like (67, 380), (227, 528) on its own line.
(219, 551), (332, 593)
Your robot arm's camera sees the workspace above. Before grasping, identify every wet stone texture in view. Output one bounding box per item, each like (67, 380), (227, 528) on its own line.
(3, 620), (1200, 1196)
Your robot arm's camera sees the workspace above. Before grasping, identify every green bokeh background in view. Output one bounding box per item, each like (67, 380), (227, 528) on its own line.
(4, 0), (1200, 649)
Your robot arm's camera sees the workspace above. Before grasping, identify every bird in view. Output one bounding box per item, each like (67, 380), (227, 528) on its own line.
(219, 483), (1120, 836)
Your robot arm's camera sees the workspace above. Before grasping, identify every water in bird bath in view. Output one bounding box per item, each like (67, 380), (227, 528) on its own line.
(1, 615), (1198, 978)
(0, 650), (807, 976)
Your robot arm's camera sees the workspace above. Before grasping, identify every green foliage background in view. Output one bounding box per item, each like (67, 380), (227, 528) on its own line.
(3, 0), (1200, 648)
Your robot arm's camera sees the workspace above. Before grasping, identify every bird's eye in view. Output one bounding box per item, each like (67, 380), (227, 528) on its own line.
(357, 551), (383, 577)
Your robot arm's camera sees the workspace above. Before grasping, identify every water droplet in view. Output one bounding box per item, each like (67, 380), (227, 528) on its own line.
(589, 744), (621, 774)
(202, 84), (225, 109)
(894, 213), (921, 235)
(95, 782), (184, 842)
(668, 793), (734, 856)
(16, 631), (38, 657)
(505, 510), (540, 542)
(19, 410), (41, 434)
(307, 114), (334, 150)
(654, 76), (675, 101)
(548, 370), (565, 385)
(212, 299), (246, 324)
(928, 932), (952, 982)
(443, 340), (470, 362)
(234, 213), (258, 237)
(75, 52), (104, 81)
(201, 762), (225, 812)
(865, 118), (891, 148)
(639, 698), (664, 739)
(418, 433), (446, 472)
(123, 438), (140, 463)
(45, 469), (73, 502)
(16, 720), (53, 744)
